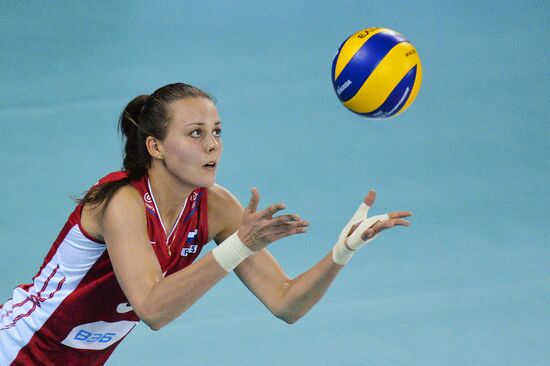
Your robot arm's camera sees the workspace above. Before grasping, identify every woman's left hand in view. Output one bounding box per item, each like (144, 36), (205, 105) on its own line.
(332, 190), (412, 265)
(345, 190), (412, 248)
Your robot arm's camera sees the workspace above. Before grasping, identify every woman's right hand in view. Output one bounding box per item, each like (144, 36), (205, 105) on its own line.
(237, 188), (309, 252)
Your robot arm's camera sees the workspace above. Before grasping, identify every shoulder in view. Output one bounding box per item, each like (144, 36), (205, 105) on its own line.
(103, 184), (146, 228)
(108, 184), (144, 208)
(207, 184), (243, 243)
(207, 183), (241, 213)
(82, 184), (145, 242)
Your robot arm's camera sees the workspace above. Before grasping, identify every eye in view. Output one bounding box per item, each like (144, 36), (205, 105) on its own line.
(213, 128), (222, 137)
(190, 129), (202, 137)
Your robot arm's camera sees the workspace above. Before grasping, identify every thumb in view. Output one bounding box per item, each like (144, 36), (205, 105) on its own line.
(246, 187), (260, 214)
(364, 190), (376, 208)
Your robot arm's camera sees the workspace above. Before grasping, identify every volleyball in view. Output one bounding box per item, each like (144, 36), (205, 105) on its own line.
(331, 27), (422, 119)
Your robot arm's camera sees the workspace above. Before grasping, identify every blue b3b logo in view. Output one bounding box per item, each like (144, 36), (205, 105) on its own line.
(74, 329), (116, 343)
(62, 320), (138, 350)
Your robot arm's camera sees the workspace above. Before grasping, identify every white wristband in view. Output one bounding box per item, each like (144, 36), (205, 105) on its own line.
(212, 232), (255, 272)
(332, 241), (356, 266)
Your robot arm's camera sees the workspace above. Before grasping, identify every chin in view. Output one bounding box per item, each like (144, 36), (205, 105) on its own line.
(201, 181), (216, 188)
(196, 176), (216, 188)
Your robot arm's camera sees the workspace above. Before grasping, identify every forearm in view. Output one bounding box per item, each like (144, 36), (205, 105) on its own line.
(137, 253), (228, 330)
(136, 231), (254, 330)
(273, 252), (343, 323)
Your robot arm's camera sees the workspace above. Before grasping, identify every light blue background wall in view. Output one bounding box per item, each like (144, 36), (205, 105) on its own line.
(1, 1), (548, 365)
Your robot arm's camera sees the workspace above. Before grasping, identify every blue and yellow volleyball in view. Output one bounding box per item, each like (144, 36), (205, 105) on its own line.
(331, 28), (422, 119)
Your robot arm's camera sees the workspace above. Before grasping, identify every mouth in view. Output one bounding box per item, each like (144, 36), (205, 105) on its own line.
(203, 161), (217, 170)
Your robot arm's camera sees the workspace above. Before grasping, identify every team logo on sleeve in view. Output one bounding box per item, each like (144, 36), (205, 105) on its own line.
(181, 229), (198, 256)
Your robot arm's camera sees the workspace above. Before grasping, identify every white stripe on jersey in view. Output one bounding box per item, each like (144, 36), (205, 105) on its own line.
(0, 225), (106, 365)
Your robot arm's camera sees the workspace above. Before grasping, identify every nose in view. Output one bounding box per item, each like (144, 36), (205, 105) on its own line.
(205, 133), (219, 153)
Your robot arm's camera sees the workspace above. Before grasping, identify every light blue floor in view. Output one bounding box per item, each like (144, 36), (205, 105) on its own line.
(1, 1), (549, 365)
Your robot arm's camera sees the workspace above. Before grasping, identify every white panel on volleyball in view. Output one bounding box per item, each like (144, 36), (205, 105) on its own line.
(0, 225), (106, 365)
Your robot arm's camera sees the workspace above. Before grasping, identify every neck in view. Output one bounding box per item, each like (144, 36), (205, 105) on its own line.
(147, 166), (195, 219)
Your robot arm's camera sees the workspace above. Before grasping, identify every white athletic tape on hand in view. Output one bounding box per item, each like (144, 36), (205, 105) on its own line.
(346, 214), (390, 250)
(332, 202), (389, 265)
(212, 232), (255, 272)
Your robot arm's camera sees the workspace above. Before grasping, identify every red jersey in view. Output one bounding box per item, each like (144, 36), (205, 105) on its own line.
(0, 172), (209, 365)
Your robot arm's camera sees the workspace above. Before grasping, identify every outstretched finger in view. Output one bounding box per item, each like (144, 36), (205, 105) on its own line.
(361, 220), (393, 240)
(274, 219), (310, 230)
(388, 211), (413, 219)
(271, 223), (309, 239)
(261, 203), (287, 219)
(364, 190), (377, 207)
(361, 219), (410, 240)
(388, 218), (411, 227)
(246, 187), (260, 214)
(272, 214), (302, 225)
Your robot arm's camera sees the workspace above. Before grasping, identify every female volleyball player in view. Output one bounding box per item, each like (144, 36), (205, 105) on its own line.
(0, 83), (411, 365)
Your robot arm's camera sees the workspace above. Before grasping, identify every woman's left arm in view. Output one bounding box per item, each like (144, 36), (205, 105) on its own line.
(212, 186), (411, 324)
(235, 248), (341, 324)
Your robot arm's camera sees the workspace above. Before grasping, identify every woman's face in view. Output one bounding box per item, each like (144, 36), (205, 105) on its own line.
(159, 97), (222, 189)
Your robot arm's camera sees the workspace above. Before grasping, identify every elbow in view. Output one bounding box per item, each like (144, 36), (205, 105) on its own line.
(139, 312), (164, 331)
(278, 315), (299, 325)
(142, 318), (163, 331)
(134, 305), (166, 331)
(273, 308), (303, 325)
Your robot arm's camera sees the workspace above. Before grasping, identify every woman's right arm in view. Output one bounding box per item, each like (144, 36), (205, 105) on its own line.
(100, 185), (306, 330)
(101, 185), (229, 330)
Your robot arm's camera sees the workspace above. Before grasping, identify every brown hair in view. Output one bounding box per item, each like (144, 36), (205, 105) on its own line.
(78, 82), (214, 207)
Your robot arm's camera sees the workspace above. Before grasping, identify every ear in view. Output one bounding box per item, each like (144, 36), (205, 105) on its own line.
(145, 136), (164, 160)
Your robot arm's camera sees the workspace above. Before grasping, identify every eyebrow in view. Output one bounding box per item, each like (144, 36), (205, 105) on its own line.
(185, 121), (222, 127)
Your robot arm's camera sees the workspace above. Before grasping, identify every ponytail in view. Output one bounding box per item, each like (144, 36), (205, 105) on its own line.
(77, 95), (150, 207)
(120, 95), (150, 180)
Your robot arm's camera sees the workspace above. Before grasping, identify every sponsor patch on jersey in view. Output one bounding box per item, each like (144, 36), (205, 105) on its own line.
(186, 229), (198, 243)
(181, 245), (198, 256)
(61, 320), (138, 350)
(181, 229), (198, 256)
